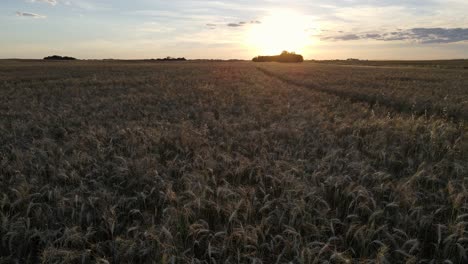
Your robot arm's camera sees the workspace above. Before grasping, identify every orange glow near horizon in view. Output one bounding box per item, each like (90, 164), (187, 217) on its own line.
(245, 10), (316, 56)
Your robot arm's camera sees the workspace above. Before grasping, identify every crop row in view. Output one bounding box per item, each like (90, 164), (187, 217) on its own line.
(257, 63), (468, 121)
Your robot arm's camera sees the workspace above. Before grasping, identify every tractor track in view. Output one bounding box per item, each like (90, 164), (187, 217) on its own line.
(256, 66), (468, 124)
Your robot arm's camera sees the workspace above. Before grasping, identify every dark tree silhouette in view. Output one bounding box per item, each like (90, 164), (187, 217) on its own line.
(154, 57), (187, 61)
(44, 55), (77, 60)
(253, 51), (303, 63)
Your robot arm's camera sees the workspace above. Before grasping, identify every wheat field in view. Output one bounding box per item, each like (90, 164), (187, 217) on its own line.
(0, 60), (467, 263)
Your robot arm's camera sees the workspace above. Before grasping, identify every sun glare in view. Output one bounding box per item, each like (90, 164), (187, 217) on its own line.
(246, 10), (315, 55)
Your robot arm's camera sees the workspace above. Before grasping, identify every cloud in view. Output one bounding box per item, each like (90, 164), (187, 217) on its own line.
(16, 11), (46, 18)
(322, 28), (468, 44)
(410, 28), (468, 43)
(227, 23), (242, 27)
(206, 23), (217, 29)
(329, 34), (360, 40)
(224, 20), (261, 28)
(364, 33), (381, 38)
(30, 0), (57, 5)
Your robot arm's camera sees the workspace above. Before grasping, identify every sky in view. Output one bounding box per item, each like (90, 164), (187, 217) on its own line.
(1, 0), (468, 60)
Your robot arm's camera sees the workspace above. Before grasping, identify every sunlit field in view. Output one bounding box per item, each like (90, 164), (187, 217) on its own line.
(0, 60), (467, 263)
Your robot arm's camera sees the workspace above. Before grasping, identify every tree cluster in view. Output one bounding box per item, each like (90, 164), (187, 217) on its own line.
(43, 55), (77, 60)
(149, 57), (187, 61)
(253, 51), (304, 63)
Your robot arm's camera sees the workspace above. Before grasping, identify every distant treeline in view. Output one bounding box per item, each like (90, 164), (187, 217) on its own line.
(147, 57), (187, 61)
(44, 55), (77, 60)
(253, 51), (304, 63)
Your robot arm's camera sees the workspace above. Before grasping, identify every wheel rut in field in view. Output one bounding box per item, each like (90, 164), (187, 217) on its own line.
(256, 66), (467, 123)
(255, 65), (468, 175)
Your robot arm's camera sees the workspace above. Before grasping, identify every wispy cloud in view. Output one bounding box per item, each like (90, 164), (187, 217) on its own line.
(322, 28), (468, 44)
(409, 28), (468, 43)
(211, 20), (261, 28)
(206, 23), (217, 29)
(30, 0), (58, 6)
(16, 11), (47, 18)
(330, 34), (360, 40)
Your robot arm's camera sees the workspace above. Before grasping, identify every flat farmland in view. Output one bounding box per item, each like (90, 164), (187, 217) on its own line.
(0, 60), (467, 263)
(258, 63), (468, 120)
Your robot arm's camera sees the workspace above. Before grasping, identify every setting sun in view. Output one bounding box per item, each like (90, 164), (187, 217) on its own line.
(246, 10), (315, 55)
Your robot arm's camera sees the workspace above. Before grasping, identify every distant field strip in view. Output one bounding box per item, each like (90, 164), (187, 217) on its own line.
(256, 64), (468, 121)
